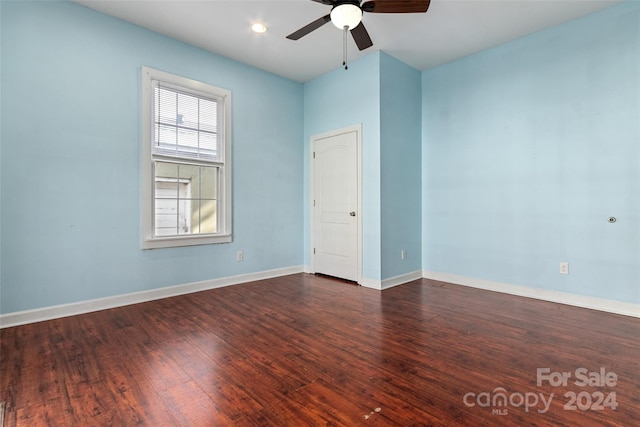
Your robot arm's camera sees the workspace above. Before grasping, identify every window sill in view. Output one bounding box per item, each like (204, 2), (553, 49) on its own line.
(142, 234), (232, 249)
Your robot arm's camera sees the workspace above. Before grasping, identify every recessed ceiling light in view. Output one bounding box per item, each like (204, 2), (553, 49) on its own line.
(251, 23), (267, 34)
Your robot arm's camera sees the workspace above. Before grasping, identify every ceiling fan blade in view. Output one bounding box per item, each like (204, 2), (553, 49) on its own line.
(286, 14), (332, 40)
(310, 0), (337, 5)
(361, 0), (431, 14)
(350, 23), (373, 51)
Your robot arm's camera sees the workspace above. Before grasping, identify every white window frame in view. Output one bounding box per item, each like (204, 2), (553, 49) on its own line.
(141, 66), (232, 249)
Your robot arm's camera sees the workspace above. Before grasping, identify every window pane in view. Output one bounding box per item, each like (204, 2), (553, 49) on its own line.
(200, 166), (217, 199)
(177, 164), (199, 194)
(177, 128), (198, 157)
(200, 131), (217, 160)
(199, 99), (217, 133)
(155, 163), (178, 199)
(157, 124), (177, 152)
(200, 199), (217, 233)
(155, 198), (178, 236)
(177, 93), (199, 129)
(178, 164), (200, 186)
(177, 197), (192, 235)
(155, 162), (178, 179)
(190, 200), (201, 234)
(156, 87), (177, 126)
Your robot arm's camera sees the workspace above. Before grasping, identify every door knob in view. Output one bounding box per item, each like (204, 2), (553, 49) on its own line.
(349, 211), (356, 217)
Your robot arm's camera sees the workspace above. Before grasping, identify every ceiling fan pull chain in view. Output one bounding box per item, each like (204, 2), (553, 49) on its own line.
(343, 25), (348, 70)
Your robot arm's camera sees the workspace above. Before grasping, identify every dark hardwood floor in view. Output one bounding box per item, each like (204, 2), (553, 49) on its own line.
(1, 273), (639, 426)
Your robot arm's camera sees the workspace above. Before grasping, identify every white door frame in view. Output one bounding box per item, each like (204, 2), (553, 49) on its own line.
(309, 124), (363, 284)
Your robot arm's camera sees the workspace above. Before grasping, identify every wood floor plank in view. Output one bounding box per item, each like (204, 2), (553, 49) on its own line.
(161, 334), (268, 423)
(159, 380), (236, 426)
(1, 273), (638, 426)
(14, 401), (76, 427)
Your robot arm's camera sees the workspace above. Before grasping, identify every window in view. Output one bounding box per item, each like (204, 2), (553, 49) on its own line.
(141, 67), (232, 249)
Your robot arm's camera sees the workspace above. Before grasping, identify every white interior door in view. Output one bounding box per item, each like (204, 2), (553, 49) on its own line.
(313, 128), (359, 282)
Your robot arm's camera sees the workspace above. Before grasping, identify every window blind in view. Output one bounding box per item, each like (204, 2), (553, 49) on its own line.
(153, 81), (223, 162)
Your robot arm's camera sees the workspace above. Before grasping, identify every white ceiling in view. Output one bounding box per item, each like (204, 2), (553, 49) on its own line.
(76, 0), (622, 83)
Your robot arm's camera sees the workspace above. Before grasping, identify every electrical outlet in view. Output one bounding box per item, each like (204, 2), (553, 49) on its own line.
(560, 262), (569, 275)
(401, 249), (407, 260)
(237, 251), (244, 262)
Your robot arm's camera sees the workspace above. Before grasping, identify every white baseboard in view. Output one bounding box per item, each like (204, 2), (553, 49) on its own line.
(381, 270), (423, 290)
(359, 277), (382, 290)
(422, 270), (640, 318)
(0, 265), (305, 328)
(8, 266), (633, 328)
(360, 270), (423, 290)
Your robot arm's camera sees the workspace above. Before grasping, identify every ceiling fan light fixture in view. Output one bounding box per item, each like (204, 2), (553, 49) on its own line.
(330, 3), (362, 30)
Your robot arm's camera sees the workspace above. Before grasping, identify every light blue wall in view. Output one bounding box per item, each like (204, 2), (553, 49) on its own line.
(2, 1), (637, 314)
(0, 1), (304, 313)
(303, 52), (382, 280)
(422, 2), (640, 304)
(380, 53), (422, 279)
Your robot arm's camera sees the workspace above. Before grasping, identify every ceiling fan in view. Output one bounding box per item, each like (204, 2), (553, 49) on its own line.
(286, 0), (432, 52)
